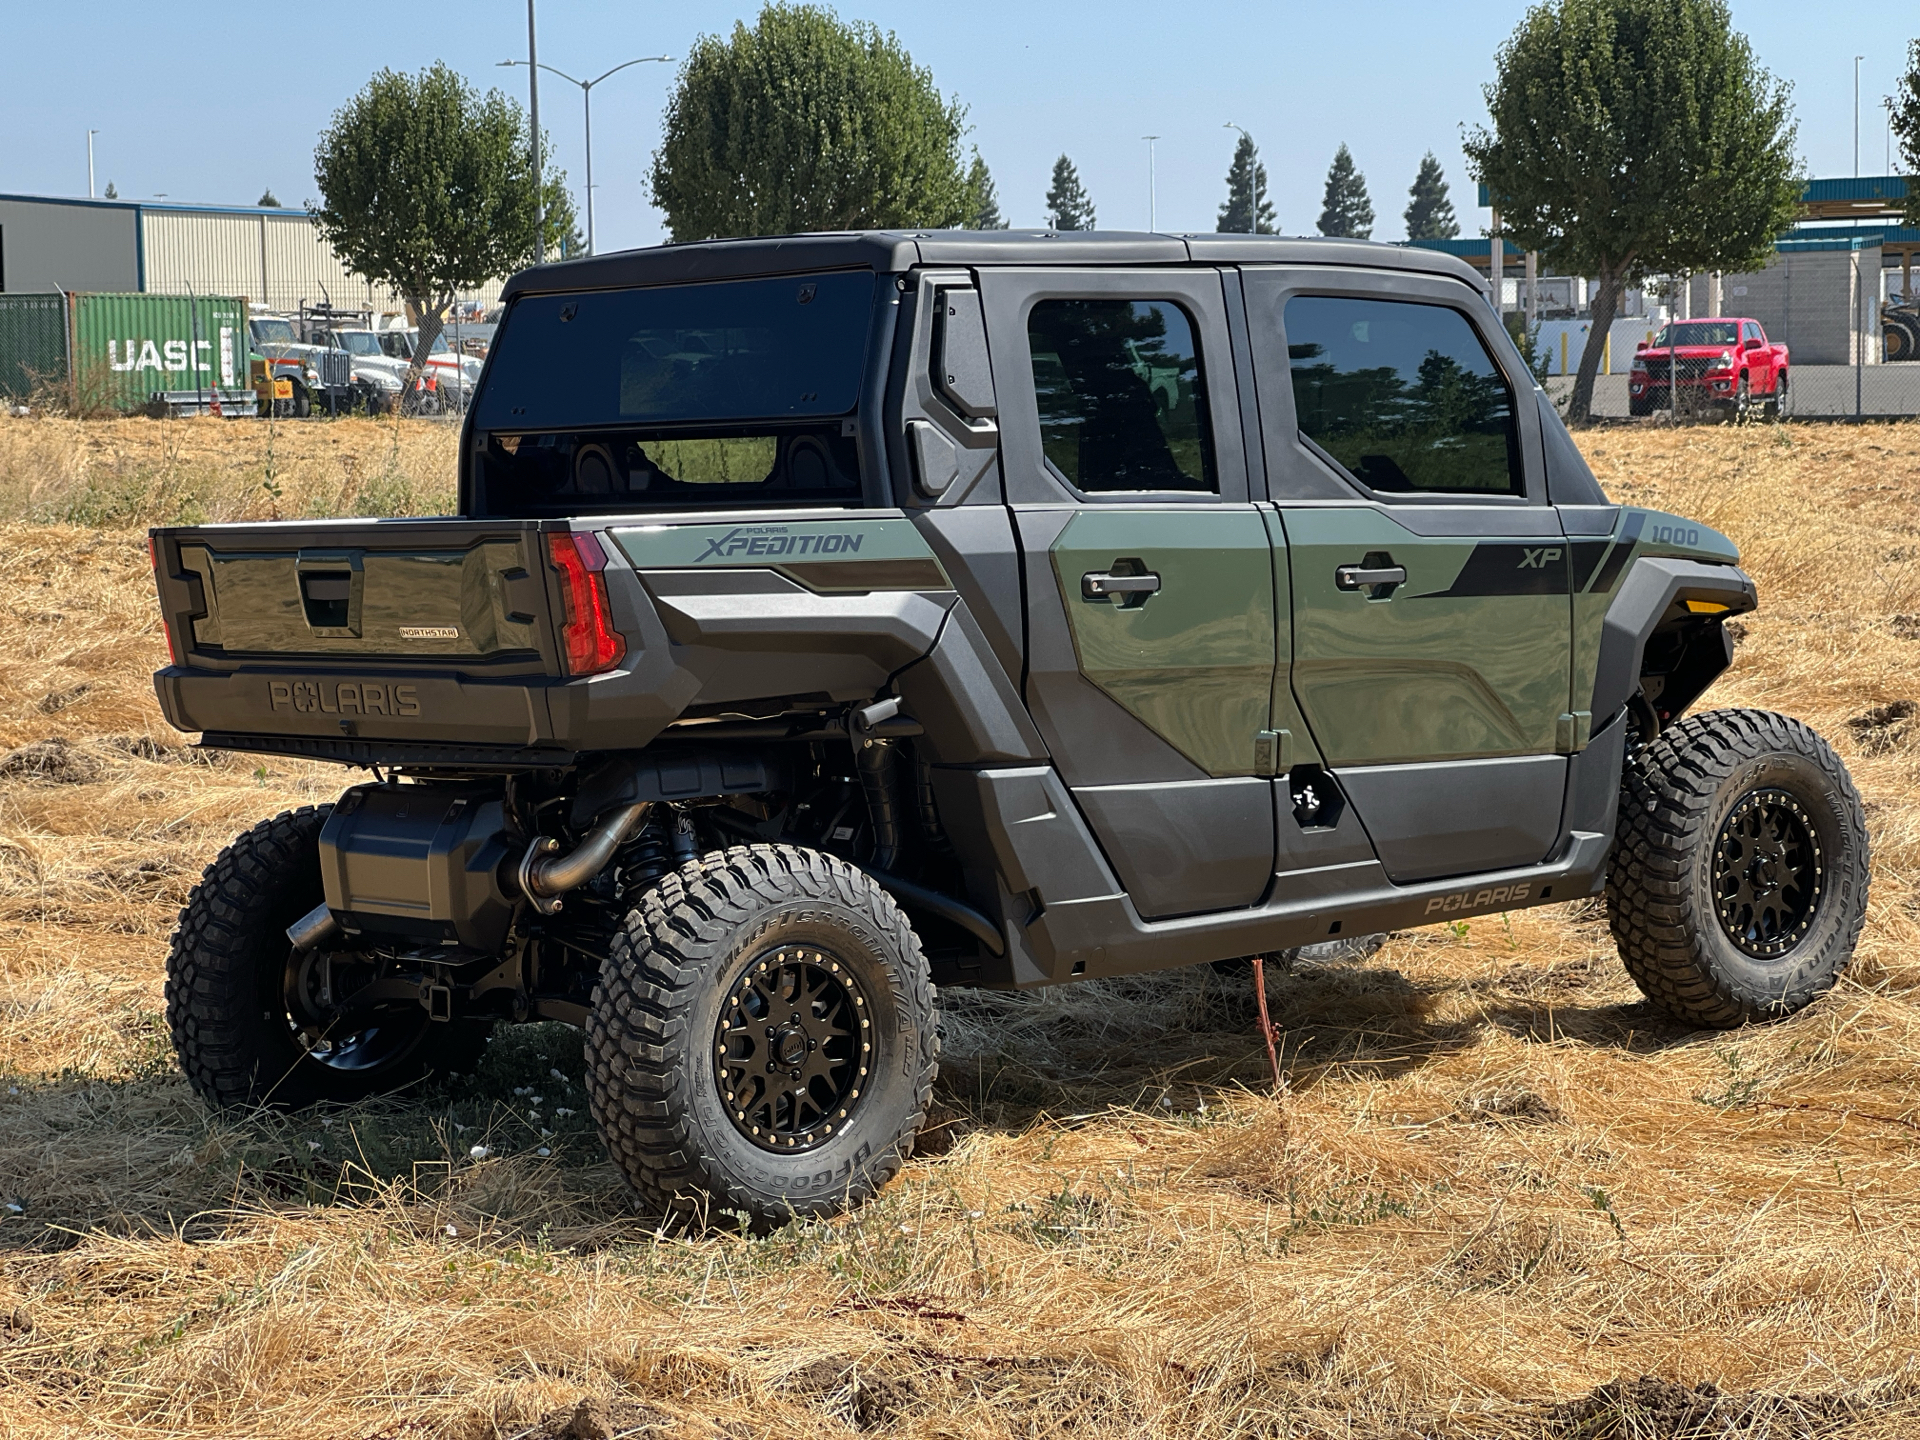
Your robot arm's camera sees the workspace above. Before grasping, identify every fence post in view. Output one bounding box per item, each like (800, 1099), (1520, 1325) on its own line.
(1856, 250), (1865, 420)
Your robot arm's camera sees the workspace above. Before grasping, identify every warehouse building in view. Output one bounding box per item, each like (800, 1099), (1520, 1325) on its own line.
(0, 193), (504, 314)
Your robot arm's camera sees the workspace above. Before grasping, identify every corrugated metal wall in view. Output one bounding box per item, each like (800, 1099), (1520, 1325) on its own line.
(142, 208), (505, 315)
(0, 198), (138, 294)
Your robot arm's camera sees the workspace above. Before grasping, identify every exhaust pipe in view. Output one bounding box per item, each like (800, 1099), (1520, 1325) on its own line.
(287, 902), (343, 952)
(514, 801), (652, 913)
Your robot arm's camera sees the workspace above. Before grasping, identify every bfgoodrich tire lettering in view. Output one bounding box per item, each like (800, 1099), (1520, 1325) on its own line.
(584, 844), (937, 1230)
(1606, 708), (1869, 1027)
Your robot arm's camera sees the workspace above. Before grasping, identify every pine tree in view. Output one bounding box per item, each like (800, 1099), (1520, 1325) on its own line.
(258, 188), (282, 208)
(1216, 133), (1277, 234)
(1045, 154), (1095, 231)
(1402, 152), (1458, 240)
(102, 181), (117, 200)
(1316, 144), (1374, 239)
(965, 153), (1007, 229)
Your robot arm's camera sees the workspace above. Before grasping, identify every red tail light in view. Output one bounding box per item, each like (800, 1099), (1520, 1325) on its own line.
(547, 531), (625, 675)
(150, 533), (185, 665)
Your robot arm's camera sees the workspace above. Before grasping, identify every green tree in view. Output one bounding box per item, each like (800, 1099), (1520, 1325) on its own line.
(313, 62), (573, 388)
(965, 153), (1008, 229)
(1465, 0), (1800, 421)
(1216, 133), (1277, 234)
(1317, 144), (1374, 239)
(258, 188), (282, 208)
(1893, 39), (1920, 226)
(1403, 152), (1458, 240)
(102, 181), (117, 200)
(650, 5), (972, 241)
(1046, 154), (1095, 230)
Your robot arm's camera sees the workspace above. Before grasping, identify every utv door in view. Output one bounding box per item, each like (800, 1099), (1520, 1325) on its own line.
(978, 268), (1277, 919)
(1243, 271), (1576, 884)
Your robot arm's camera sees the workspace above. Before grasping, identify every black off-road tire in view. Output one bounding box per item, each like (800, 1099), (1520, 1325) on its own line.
(1607, 709), (1869, 1028)
(165, 806), (487, 1110)
(584, 844), (938, 1231)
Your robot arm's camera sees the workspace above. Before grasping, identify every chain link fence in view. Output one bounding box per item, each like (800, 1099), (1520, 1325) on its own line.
(1527, 240), (1920, 421)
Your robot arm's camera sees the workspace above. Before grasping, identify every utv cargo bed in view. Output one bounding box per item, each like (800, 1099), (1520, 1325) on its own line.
(151, 518), (579, 757)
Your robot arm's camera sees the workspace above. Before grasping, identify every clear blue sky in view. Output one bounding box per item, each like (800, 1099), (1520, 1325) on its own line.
(2, 2), (1908, 253)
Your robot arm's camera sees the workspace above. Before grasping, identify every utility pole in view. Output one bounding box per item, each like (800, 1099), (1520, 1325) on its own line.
(87, 130), (98, 198)
(529, 0), (544, 264)
(1141, 136), (1160, 232)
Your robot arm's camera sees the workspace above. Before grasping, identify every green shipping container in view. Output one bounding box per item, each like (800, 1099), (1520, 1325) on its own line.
(68, 292), (249, 413)
(0, 293), (70, 402)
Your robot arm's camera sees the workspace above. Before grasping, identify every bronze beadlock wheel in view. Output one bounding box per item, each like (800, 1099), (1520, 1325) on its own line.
(715, 946), (872, 1152)
(585, 843), (937, 1231)
(1711, 788), (1823, 959)
(1607, 708), (1869, 1028)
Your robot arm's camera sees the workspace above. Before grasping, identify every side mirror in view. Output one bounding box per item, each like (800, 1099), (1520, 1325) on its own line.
(1635, 340), (1648, 352)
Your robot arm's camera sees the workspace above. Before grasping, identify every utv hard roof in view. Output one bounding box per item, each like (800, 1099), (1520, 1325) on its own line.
(499, 229), (1487, 300)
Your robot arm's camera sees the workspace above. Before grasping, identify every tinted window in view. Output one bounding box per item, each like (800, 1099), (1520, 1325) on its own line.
(1286, 296), (1521, 496)
(476, 271), (876, 432)
(1026, 299), (1215, 493)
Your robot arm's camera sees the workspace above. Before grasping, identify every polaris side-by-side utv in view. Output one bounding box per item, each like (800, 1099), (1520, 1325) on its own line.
(151, 231), (1869, 1227)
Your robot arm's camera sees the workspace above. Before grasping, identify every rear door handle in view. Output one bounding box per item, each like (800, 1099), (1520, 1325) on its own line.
(1083, 571), (1161, 599)
(1335, 565), (1407, 590)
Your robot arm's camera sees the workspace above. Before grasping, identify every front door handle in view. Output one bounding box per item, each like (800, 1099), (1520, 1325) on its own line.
(1083, 570), (1161, 600)
(1335, 563), (1407, 591)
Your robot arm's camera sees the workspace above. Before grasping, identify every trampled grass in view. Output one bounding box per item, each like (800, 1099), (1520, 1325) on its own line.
(3, 415), (1920, 1437)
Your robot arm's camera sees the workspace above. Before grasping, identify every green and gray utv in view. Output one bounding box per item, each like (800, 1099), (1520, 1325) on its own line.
(150, 231), (1869, 1227)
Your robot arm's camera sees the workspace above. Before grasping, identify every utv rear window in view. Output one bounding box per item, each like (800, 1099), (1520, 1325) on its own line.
(1285, 295), (1522, 496)
(474, 270), (877, 432)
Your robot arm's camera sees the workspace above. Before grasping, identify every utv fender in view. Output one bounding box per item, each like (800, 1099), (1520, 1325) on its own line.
(1592, 557), (1756, 727)
(641, 572), (958, 704)
(895, 604), (1048, 764)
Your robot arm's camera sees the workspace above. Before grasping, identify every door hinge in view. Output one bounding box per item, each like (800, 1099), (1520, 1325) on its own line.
(1555, 712), (1592, 753)
(1255, 729), (1292, 777)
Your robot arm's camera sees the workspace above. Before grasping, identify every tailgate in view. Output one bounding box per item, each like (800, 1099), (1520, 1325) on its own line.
(151, 518), (570, 752)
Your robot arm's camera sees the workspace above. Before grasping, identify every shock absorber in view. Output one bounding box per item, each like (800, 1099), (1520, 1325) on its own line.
(617, 811), (676, 898)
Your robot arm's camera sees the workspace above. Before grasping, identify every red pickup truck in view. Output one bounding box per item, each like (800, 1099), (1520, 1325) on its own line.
(1629, 317), (1788, 418)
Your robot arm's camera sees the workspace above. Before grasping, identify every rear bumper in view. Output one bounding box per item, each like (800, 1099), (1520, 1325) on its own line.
(155, 665), (560, 750)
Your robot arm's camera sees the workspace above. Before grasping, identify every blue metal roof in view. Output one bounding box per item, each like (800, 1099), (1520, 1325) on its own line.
(1478, 176), (1908, 208)
(1799, 175), (1909, 205)
(1405, 237), (1525, 260)
(0, 192), (303, 218)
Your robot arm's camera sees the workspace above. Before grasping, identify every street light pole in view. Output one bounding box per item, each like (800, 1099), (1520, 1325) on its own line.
(501, 55), (671, 256)
(1855, 55), (1865, 178)
(529, 0), (543, 263)
(1141, 136), (1159, 232)
(1223, 122), (1254, 233)
(87, 130), (98, 198)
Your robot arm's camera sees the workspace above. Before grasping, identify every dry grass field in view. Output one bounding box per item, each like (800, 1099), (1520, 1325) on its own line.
(3, 414), (1920, 1439)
